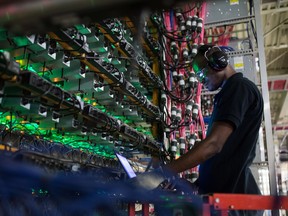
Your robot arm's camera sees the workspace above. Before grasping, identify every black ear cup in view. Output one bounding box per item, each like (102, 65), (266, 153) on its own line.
(207, 49), (228, 71)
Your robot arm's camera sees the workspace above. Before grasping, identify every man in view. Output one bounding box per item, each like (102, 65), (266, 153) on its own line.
(133, 45), (264, 215)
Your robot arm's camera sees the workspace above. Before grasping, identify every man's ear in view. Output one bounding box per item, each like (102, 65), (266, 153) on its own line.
(206, 47), (228, 71)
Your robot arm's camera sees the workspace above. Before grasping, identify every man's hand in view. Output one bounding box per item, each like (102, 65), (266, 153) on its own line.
(129, 168), (169, 190)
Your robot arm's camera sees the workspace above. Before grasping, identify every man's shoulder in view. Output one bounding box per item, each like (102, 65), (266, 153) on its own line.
(231, 73), (259, 91)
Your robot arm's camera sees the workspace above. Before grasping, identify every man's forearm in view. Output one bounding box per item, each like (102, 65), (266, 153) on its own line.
(164, 139), (219, 174)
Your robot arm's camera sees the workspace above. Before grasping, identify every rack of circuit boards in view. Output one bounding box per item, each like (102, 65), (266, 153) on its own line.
(0, 1), (208, 214)
(0, 1), (211, 169)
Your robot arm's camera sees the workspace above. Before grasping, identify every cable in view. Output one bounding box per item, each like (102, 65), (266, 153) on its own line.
(248, 0), (258, 44)
(162, 80), (195, 103)
(182, 4), (197, 14)
(204, 25), (228, 38)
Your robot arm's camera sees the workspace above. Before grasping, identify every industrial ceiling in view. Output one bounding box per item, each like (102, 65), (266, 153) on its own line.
(262, 0), (288, 149)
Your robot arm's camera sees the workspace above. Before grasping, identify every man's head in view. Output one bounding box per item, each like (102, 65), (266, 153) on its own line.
(192, 45), (234, 91)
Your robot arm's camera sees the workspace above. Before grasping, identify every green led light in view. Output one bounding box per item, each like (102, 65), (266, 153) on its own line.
(96, 105), (105, 109)
(0, 113), (116, 158)
(12, 36), (31, 47)
(114, 115), (126, 121)
(144, 131), (153, 136)
(98, 47), (108, 53)
(100, 108), (106, 112)
(27, 65), (37, 73)
(192, 62), (200, 73)
(124, 119), (132, 124)
(55, 82), (64, 87)
(32, 188), (48, 195)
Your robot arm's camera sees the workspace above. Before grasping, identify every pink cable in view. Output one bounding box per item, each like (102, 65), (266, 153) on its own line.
(199, 2), (207, 44)
(196, 83), (206, 139)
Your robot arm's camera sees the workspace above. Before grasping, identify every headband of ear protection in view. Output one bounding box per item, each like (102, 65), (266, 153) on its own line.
(204, 46), (229, 71)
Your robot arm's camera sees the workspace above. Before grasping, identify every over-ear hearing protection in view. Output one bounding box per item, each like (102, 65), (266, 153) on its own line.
(204, 46), (228, 71)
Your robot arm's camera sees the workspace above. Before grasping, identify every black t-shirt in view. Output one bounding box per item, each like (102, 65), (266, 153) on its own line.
(197, 73), (263, 195)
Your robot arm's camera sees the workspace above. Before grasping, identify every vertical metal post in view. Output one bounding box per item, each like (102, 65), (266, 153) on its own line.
(142, 203), (149, 216)
(128, 203), (135, 216)
(253, 1), (278, 215)
(202, 196), (212, 216)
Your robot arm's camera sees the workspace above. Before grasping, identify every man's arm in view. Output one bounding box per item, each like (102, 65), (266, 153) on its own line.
(164, 121), (234, 174)
(128, 121), (234, 191)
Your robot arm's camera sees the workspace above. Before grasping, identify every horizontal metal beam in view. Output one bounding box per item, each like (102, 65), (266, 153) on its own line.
(272, 124), (288, 130)
(206, 193), (288, 210)
(267, 69), (288, 75)
(268, 74), (288, 81)
(265, 44), (288, 50)
(205, 16), (255, 28)
(266, 50), (288, 67)
(226, 49), (257, 57)
(261, 5), (288, 15)
(264, 18), (288, 38)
